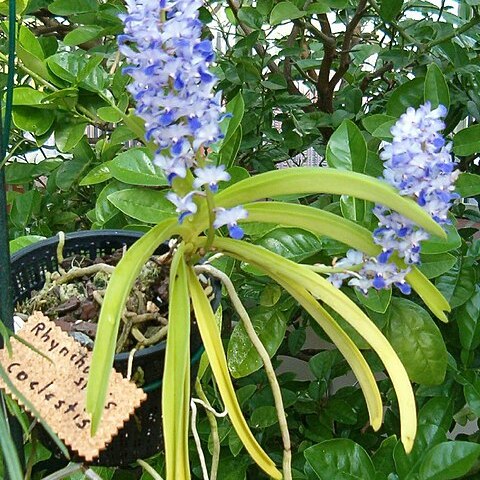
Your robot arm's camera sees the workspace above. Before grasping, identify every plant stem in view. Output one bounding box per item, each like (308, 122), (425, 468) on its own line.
(423, 13), (480, 50)
(195, 265), (292, 480)
(195, 379), (221, 480)
(41, 463), (83, 480)
(204, 187), (217, 252)
(137, 459), (165, 480)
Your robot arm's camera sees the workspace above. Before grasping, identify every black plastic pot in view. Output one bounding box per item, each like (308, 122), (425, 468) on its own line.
(10, 230), (220, 467)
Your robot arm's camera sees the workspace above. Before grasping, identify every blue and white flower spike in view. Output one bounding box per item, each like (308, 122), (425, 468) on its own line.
(119, 0), (223, 177)
(119, 0), (248, 238)
(329, 102), (458, 294)
(214, 207), (249, 240)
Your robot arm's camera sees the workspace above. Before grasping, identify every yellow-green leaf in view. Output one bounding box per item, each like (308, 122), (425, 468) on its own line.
(163, 247), (191, 480)
(187, 267), (281, 480)
(208, 168), (445, 239)
(86, 218), (179, 433)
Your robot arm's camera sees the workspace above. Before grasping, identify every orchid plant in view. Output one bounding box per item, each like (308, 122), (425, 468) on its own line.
(85, 1), (456, 479)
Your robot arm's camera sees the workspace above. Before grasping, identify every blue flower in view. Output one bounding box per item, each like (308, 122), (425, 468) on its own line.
(214, 207), (249, 239)
(166, 191), (198, 223)
(193, 165), (231, 193)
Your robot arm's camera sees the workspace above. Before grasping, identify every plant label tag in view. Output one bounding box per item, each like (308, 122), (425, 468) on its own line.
(0, 312), (147, 461)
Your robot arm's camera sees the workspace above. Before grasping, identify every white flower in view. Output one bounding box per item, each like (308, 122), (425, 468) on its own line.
(193, 165), (231, 192)
(214, 206), (248, 239)
(166, 191), (198, 222)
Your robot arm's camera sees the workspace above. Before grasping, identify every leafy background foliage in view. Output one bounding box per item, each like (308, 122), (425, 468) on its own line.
(2, 0), (480, 479)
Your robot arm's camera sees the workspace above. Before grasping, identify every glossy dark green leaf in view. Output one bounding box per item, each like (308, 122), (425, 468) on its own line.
(259, 284), (282, 307)
(270, 1), (306, 25)
(97, 106), (123, 124)
(436, 260), (476, 309)
(457, 287), (480, 351)
(385, 298), (447, 385)
(12, 87), (47, 106)
(464, 376), (480, 416)
(255, 227), (322, 262)
(228, 429), (244, 457)
(288, 327), (306, 355)
(219, 124), (242, 168)
(418, 253), (457, 279)
(56, 158), (90, 190)
(9, 235), (46, 254)
(48, 0), (97, 15)
(107, 188), (176, 223)
(304, 439), (375, 480)
(5, 163), (37, 183)
(362, 114), (396, 140)
(418, 397), (454, 434)
(227, 308), (287, 378)
(453, 125), (480, 156)
(10, 190), (41, 229)
(216, 454), (250, 480)
(419, 441), (480, 480)
(387, 78), (425, 116)
(12, 106), (54, 135)
(424, 63), (450, 109)
(237, 6), (264, 29)
(380, 0), (404, 21)
(326, 119), (367, 172)
(64, 26), (103, 46)
(355, 287), (392, 313)
(95, 180), (126, 224)
(108, 149), (168, 186)
(308, 350), (339, 381)
(47, 52), (107, 92)
(42, 88), (79, 110)
(421, 224), (461, 254)
(324, 398), (357, 425)
(79, 164), (112, 186)
(250, 406), (278, 429)
(394, 424), (446, 479)
(372, 436), (397, 477)
(455, 172), (480, 198)
(55, 121), (87, 152)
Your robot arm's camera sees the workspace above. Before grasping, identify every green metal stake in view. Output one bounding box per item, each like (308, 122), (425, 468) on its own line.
(0, 0), (25, 474)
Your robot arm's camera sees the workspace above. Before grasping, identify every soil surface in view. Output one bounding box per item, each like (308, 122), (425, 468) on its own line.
(17, 248), (175, 353)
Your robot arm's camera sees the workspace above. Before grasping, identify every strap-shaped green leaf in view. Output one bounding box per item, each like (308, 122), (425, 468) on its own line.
(209, 238), (417, 453)
(187, 266), (282, 480)
(272, 274), (383, 431)
(240, 202), (450, 321)
(210, 168), (446, 238)
(0, 394), (23, 480)
(86, 218), (179, 433)
(163, 247), (191, 480)
(244, 202), (379, 255)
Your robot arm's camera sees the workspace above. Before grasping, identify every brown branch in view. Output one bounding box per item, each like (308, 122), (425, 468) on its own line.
(316, 13), (336, 113)
(283, 24), (301, 91)
(329, 0), (368, 91)
(227, 0), (305, 98)
(359, 61), (394, 92)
